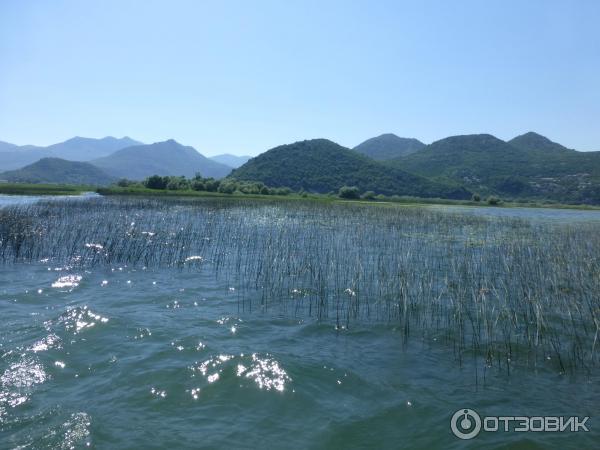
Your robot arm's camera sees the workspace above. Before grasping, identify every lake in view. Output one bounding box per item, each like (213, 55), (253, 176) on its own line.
(1, 196), (598, 449)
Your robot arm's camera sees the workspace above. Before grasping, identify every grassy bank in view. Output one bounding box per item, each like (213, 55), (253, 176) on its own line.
(97, 185), (600, 210)
(1, 182), (599, 211)
(0, 183), (92, 196)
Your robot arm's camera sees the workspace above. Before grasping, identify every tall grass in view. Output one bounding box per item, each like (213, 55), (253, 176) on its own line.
(1, 197), (599, 373)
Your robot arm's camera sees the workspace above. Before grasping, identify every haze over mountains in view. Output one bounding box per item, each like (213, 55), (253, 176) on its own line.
(0, 137), (242, 184)
(92, 140), (231, 180)
(1, 131), (599, 204)
(0, 136), (141, 170)
(1, 158), (116, 186)
(210, 154), (252, 168)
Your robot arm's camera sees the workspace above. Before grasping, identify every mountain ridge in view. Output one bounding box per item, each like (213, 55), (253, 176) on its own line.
(0, 157), (115, 185)
(230, 138), (470, 199)
(353, 133), (425, 160)
(91, 139), (232, 180)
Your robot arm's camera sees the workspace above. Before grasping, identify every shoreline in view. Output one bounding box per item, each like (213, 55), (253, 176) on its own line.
(1, 182), (600, 211)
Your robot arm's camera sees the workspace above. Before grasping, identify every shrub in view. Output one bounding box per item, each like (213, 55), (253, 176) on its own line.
(361, 191), (376, 200)
(116, 178), (134, 187)
(487, 196), (501, 206)
(204, 179), (220, 192)
(273, 187), (292, 196)
(144, 175), (168, 190)
(339, 186), (360, 199)
(218, 181), (237, 194)
(166, 176), (189, 190)
(191, 179), (205, 191)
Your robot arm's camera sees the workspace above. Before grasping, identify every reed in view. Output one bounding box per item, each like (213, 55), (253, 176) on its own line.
(1, 197), (598, 373)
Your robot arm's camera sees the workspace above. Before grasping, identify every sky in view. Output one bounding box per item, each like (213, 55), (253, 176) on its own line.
(1, 0), (599, 156)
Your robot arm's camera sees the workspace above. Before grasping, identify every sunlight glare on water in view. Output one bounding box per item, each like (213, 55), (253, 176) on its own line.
(0, 197), (599, 449)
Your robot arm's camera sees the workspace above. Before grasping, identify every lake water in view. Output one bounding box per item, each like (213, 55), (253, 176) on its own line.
(0, 193), (100, 208)
(1, 196), (599, 449)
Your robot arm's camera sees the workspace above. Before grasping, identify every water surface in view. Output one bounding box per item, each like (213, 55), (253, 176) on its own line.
(1, 197), (598, 449)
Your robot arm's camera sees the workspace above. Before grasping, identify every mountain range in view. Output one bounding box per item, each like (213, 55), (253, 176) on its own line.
(388, 132), (600, 203)
(0, 158), (116, 185)
(230, 139), (470, 199)
(92, 140), (231, 180)
(0, 137), (237, 183)
(0, 136), (141, 170)
(1, 131), (599, 204)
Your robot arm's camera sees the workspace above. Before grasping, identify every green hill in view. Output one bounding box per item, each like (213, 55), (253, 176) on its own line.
(0, 157), (115, 185)
(389, 133), (600, 204)
(353, 134), (425, 160)
(92, 140), (232, 180)
(229, 139), (470, 199)
(508, 131), (573, 154)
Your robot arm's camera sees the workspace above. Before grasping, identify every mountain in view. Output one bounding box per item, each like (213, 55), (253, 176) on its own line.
(0, 147), (50, 171)
(508, 131), (573, 154)
(0, 136), (141, 170)
(91, 140), (232, 180)
(46, 136), (142, 161)
(0, 141), (23, 152)
(353, 134), (425, 160)
(229, 139), (470, 199)
(390, 133), (600, 204)
(210, 154), (252, 168)
(0, 158), (115, 185)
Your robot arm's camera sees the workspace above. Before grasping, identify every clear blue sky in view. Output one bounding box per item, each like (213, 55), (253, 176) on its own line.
(1, 0), (599, 155)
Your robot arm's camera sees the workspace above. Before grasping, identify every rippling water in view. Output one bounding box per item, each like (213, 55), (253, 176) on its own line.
(1, 197), (599, 449)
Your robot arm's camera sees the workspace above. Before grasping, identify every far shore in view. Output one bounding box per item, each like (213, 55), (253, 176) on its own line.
(1, 182), (600, 211)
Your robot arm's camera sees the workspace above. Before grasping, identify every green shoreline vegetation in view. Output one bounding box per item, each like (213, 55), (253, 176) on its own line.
(0, 182), (93, 196)
(2, 177), (600, 211)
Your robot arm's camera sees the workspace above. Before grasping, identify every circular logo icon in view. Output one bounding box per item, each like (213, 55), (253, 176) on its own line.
(451, 408), (482, 440)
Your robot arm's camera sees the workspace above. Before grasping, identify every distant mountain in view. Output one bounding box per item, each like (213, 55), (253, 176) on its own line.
(0, 158), (115, 185)
(210, 154), (252, 168)
(92, 139), (232, 180)
(390, 133), (600, 204)
(0, 147), (50, 171)
(0, 136), (141, 170)
(0, 141), (24, 152)
(46, 136), (142, 161)
(353, 134), (425, 160)
(230, 139), (470, 199)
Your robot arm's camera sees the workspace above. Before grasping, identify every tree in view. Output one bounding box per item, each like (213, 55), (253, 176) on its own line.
(144, 175), (168, 190)
(487, 196), (501, 206)
(218, 181), (237, 194)
(166, 176), (189, 190)
(472, 193), (481, 202)
(339, 186), (360, 199)
(361, 191), (376, 200)
(191, 179), (205, 191)
(116, 178), (133, 187)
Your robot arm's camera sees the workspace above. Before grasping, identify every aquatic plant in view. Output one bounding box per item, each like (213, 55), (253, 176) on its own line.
(1, 197), (599, 373)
